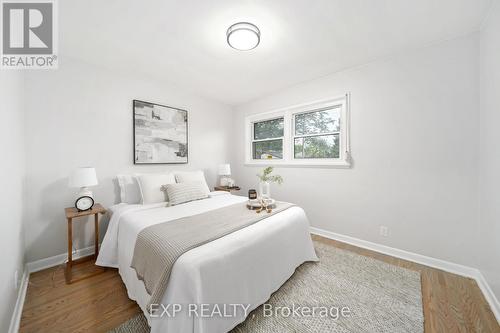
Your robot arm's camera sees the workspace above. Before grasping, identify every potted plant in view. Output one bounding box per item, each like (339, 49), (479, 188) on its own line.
(257, 166), (283, 199)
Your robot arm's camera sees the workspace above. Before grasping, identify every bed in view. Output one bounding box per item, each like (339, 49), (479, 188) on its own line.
(96, 191), (318, 333)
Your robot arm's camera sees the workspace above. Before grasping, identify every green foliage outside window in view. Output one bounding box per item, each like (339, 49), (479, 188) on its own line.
(294, 107), (340, 159)
(254, 118), (284, 140)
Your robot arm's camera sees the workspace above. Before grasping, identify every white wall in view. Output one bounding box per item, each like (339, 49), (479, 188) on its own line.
(479, 1), (500, 299)
(0, 72), (25, 332)
(232, 34), (480, 268)
(23, 57), (233, 262)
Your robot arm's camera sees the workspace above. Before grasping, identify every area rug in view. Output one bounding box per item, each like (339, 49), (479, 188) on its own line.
(109, 240), (423, 333)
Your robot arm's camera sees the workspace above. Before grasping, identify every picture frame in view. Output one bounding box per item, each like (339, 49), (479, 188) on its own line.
(133, 99), (188, 164)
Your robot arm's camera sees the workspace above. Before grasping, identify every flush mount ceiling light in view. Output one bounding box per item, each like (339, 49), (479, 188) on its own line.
(226, 22), (260, 51)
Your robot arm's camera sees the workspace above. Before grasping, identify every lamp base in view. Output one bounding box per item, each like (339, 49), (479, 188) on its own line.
(220, 177), (235, 187)
(77, 187), (93, 198)
(220, 177), (229, 187)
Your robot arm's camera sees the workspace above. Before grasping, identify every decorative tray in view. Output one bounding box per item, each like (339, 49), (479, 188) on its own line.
(246, 199), (276, 210)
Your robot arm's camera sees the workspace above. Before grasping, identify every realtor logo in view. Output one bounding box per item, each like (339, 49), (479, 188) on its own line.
(1, 0), (57, 69)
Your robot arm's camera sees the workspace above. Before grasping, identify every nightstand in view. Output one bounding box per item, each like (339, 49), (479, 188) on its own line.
(64, 203), (106, 284)
(214, 186), (241, 193)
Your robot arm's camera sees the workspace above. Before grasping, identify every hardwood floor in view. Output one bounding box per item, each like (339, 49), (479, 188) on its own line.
(19, 235), (499, 333)
(19, 261), (141, 333)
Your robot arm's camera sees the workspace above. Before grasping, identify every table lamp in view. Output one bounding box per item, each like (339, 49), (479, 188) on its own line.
(69, 167), (98, 198)
(218, 164), (232, 186)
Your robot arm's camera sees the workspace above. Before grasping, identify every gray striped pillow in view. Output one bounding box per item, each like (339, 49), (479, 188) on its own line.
(162, 182), (209, 206)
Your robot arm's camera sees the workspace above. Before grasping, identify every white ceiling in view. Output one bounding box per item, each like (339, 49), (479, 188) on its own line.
(60, 0), (491, 106)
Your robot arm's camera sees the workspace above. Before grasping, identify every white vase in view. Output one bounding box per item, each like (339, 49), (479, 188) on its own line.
(259, 181), (271, 199)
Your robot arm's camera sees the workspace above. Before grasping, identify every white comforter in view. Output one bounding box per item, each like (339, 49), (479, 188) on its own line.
(97, 192), (318, 333)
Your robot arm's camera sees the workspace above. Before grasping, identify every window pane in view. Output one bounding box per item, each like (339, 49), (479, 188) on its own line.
(294, 134), (339, 159)
(253, 139), (283, 159)
(294, 107), (340, 135)
(254, 118), (284, 140)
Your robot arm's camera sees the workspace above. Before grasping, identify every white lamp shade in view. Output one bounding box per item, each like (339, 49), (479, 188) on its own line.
(69, 167), (98, 188)
(218, 164), (231, 176)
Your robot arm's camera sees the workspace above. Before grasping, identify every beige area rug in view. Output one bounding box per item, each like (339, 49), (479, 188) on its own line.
(109, 240), (423, 333)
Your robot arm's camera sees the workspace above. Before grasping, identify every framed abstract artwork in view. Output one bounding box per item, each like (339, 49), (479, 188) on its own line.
(133, 100), (188, 164)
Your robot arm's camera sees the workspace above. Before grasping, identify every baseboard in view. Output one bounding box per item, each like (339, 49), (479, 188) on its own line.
(8, 269), (29, 333)
(310, 227), (478, 277)
(310, 226), (500, 323)
(26, 245), (97, 273)
(475, 271), (500, 322)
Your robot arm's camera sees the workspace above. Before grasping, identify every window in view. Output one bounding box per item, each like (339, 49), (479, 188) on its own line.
(252, 117), (284, 159)
(293, 107), (340, 159)
(245, 95), (350, 167)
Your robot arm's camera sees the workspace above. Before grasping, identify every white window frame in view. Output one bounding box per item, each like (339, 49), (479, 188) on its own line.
(245, 94), (351, 168)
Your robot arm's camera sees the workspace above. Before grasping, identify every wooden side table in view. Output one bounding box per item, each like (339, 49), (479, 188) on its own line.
(214, 186), (241, 193)
(64, 203), (107, 284)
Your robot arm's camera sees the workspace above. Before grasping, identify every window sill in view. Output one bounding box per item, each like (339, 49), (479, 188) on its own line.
(244, 160), (351, 169)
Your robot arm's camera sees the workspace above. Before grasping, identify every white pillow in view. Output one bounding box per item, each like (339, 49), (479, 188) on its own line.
(117, 175), (141, 204)
(162, 182), (209, 206)
(174, 170), (210, 194)
(136, 173), (176, 204)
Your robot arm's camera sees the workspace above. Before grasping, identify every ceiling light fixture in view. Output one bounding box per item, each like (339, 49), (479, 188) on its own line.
(226, 22), (260, 51)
